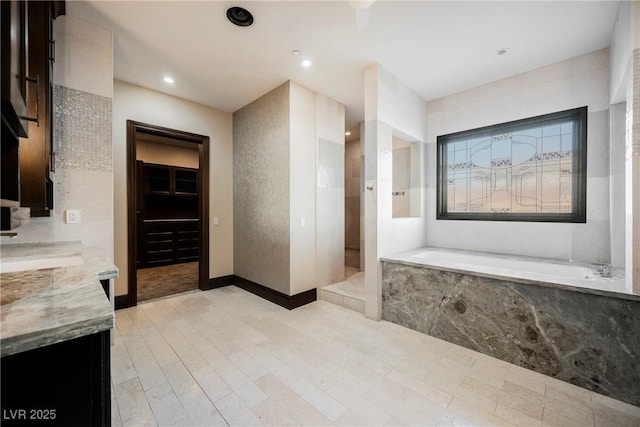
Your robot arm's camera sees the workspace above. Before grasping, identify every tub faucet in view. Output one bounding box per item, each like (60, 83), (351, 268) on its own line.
(597, 264), (612, 278)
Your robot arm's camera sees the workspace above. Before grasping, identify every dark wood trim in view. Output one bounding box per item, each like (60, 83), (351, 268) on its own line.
(126, 120), (210, 308)
(114, 295), (131, 310)
(205, 274), (235, 290)
(198, 140), (210, 292)
(233, 276), (317, 310)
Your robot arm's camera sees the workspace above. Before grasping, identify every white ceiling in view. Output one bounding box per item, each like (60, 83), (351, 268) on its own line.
(68, 1), (621, 132)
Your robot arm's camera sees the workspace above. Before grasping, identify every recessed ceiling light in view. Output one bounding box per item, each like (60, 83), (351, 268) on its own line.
(345, 131), (352, 136)
(226, 6), (254, 27)
(164, 76), (175, 84)
(496, 48), (508, 56)
(301, 59), (312, 68)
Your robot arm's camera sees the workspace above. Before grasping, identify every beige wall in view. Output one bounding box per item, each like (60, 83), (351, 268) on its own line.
(113, 80), (233, 296)
(136, 140), (199, 169)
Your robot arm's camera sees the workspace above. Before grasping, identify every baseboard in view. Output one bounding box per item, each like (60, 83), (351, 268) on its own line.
(114, 295), (131, 310)
(233, 275), (316, 310)
(115, 275), (316, 310)
(205, 274), (235, 290)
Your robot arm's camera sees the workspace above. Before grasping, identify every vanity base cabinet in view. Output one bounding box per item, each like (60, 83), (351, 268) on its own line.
(0, 330), (111, 426)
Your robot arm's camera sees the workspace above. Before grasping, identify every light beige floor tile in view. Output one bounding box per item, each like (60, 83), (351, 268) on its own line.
(502, 380), (546, 407)
(134, 357), (168, 391)
(494, 403), (550, 427)
(161, 360), (200, 397)
(252, 399), (300, 426)
(363, 388), (439, 426)
(542, 407), (593, 427)
(462, 376), (543, 420)
(191, 365), (234, 403)
(115, 377), (155, 423)
(122, 411), (158, 427)
(325, 382), (391, 425)
(221, 369), (268, 408)
(289, 377), (347, 421)
(448, 397), (516, 427)
(178, 388), (228, 426)
(215, 393), (264, 426)
(543, 397), (595, 426)
(145, 382), (189, 426)
(386, 368), (453, 408)
(111, 287), (640, 427)
(290, 404), (335, 426)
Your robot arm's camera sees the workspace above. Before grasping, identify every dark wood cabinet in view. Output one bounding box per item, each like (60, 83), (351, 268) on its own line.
(1, 331), (111, 427)
(137, 161), (200, 269)
(0, 1), (64, 214)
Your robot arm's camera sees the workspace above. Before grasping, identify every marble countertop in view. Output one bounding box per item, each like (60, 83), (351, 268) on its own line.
(0, 242), (118, 357)
(381, 246), (639, 302)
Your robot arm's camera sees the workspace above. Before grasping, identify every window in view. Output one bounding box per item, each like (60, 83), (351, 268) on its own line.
(436, 106), (587, 223)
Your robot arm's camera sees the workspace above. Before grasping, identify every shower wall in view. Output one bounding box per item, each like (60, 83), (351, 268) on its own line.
(345, 137), (361, 268)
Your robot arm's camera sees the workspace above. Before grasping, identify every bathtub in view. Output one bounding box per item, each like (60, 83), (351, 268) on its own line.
(389, 247), (627, 295)
(380, 247), (640, 407)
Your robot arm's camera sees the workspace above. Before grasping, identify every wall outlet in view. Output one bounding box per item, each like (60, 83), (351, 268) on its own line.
(65, 209), (81, 224)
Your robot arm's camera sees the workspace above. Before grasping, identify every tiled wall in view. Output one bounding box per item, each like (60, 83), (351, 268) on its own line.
(345, 138), (361, 251)
(425, 49), (612, 265)
(363, 64), (429, 320)
(314, 92), (346, 289)
(3, 16), (114, 261)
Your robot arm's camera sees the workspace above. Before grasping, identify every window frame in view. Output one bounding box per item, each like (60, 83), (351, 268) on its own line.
(436, 106), (587, 223)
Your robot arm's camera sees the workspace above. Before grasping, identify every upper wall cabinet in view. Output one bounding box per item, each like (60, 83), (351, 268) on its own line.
(0, 1), (65, 213)
(1, 1), (29, 140)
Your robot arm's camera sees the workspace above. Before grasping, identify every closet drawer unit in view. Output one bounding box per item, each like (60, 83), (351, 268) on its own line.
(139, 220), (200, 268)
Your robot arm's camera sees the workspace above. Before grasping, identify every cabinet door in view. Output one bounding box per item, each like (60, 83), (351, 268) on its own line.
(0, 0), (29, 139)
(143, 164), (172, 193)
(19, 1), (53, 216)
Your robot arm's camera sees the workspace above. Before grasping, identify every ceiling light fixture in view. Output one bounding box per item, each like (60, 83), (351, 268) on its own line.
(496, 48), (508, 56)
(301, 59), (312, 68)
(345, 131), (351, 136)
(164, 76), (175, 84)
(226, 6), (254, 27)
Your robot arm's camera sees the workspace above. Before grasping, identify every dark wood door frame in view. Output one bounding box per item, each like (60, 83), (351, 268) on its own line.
(126, 120), (210, 307)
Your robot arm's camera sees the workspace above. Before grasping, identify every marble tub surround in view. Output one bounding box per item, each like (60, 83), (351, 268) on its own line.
(383, 247), (632, 300)
(381, 260), (640, 407)
(0, 242), (117, 357)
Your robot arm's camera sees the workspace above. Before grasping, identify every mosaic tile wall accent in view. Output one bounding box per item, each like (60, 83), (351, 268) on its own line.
(381, 260), (640, 407)
(54, 85), (112, 171)
(233, 82), (291, 295)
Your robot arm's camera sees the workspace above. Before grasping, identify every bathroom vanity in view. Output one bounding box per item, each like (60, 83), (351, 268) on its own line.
(0, 242), (117, 426)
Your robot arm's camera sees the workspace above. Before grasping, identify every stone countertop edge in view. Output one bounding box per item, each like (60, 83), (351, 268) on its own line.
(380, 247), (640, 303)
(0, 244), (118, 358)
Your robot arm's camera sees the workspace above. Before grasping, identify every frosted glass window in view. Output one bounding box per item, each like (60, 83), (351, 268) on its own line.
(436, 107), (587, 223)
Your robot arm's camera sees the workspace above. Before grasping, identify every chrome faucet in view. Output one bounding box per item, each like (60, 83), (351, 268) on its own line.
(597, 264), (612, 278)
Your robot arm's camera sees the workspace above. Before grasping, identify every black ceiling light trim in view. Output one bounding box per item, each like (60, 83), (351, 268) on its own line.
(226, 6), (254, 27)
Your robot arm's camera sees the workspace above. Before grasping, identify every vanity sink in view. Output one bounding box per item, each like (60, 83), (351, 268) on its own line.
(0, 255), (84, 273)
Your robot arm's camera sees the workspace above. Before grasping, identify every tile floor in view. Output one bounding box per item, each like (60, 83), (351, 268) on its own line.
(111, 286), (640, 427)
(319, 268), (365, 313)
